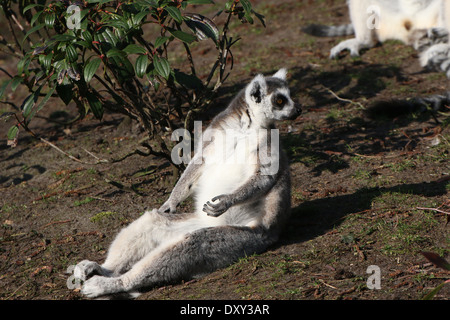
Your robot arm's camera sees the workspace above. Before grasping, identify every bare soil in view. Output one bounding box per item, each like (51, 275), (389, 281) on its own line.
(0, 0), (449, 301)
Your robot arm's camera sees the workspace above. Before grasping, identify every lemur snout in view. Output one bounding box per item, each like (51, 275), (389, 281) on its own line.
(287, 104), (302, 120)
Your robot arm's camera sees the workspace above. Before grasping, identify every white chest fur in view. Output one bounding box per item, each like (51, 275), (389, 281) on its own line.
(194, 127), (259, 219)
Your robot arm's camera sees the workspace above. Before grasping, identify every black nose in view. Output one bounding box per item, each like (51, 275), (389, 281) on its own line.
(287, 104), (302, 120)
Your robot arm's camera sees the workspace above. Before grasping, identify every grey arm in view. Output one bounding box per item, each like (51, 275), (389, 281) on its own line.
(158, 155), (203, 213)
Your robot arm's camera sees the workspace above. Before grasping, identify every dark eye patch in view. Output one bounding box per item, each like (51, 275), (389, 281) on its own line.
(272, 94), (287, 109)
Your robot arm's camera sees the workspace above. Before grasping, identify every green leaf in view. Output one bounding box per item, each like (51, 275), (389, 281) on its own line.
(225, 0), (233, 10)
(132, 11), (149, 25)
(66, 44), (78, 63)
(28, 86), (56, 121)
(153, 56), (170, 79)
(23, 3), (44, 14)
(185, 0), (214, 4)
(30, 10), (43, 26)
(135, 55), (149, 78)
(0, 112), (15, 121)
(252, 10), (266, 27)
(422, 282), (446, 300)
(17, 54), (32, 75)
(102, 28), (118, 46)
(106, 48), (126, 58)
(23, 24), (45, 44)
(81, 30), (93, 47)
(44, 13), (56, 28)
(84, 58), (102, 83)
(22, 86), (42, 119)
(244, 11), (254, 24)
(174, 70), (203, 90)
(42, 53), (53, 70)
(104, 19), (129, 30)
(52, 34), (76, 42)
(421, 252), (450, 271)
(123, 44), (147, 54)
(21, 97), (33, 118)
(240, 0), (252, 14)
(110, 55), (135, 77)
(184, 13), (219, 43)
(154, 36), (170, 48)
(0, 79), (12, 99)
(11, 76), (23, 92)
(139, 0), (157, 6)
(86, 92), (103, 119)
(7, 125), (19, 140)
(76, 40), (92, 49)
(167, 29), (197, 44)
(56, 84), (74, 105)
(164, 6), (183, 24)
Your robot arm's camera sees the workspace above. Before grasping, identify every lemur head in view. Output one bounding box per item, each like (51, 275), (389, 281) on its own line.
(245, 68), (301, 126)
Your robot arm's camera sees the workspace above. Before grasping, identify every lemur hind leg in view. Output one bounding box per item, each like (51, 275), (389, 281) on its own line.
(74, 209), (197, 280)
(81, 226), (275, 298)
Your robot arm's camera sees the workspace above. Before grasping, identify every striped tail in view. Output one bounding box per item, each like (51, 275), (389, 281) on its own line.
(302, 23), (354, 37)
(413, 28), (450, 78)
(365, 92), (450, 119)
(420, 45), (450, 78)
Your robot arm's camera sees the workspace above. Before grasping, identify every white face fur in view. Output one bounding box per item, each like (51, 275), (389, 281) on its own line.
(244, 68), (301, 127)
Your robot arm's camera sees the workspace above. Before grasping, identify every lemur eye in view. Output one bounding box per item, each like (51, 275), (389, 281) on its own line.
(272, 94), (287, 109)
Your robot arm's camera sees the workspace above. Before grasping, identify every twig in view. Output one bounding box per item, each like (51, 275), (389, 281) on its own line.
(6, 282), (27, 300)
(318, 279), (338, 289)
(0, 67), (14, 78)
(323, 86), (365, 110)
(12, 113), (99, 165)
(34, 185), (92, 201)
(42, 220), (71, 229)
(438, 134), (450, 146)
(354, 244), (366, 261)
(0, 34), (21, 57)
(416, 207), (450, 215)
(82, 147), (108, 163)
(338, 286), (357, 296)
(0, 101), (20, 110)
(89, 196), (114, 202)
(39, 137), (92, 164)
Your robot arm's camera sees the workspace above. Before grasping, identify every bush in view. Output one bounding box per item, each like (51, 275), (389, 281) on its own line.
(0, 0), (265, 172)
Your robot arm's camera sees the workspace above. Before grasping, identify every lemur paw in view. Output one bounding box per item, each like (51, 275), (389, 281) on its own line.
(203, 194), (232, 217)
(74, 260), (104, 281)
(81, 275), (123, 298)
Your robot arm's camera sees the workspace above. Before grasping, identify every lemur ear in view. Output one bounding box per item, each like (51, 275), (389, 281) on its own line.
(247, 74), (267, 104)
(272, 68), (287, 80)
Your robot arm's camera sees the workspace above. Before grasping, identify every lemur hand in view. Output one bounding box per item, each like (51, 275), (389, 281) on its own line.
(203, 194), (233, 217)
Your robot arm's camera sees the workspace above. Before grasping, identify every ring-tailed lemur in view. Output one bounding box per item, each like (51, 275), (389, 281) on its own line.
(414, 0), (450, 77)
(73, 69), (302, 298)
(368, 1), (450, 118)
(303, 0), (445, 59)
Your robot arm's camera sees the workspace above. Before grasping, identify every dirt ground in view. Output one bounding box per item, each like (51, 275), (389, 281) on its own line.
(0, 0), (449, 300)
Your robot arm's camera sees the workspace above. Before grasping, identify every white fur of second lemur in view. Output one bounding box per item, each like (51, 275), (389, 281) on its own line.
(417, 0), (450, 72)
(330, 0), (445, 58)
